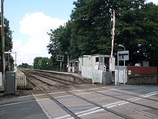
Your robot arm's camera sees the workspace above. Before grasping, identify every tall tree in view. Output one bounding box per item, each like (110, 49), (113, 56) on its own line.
(114, 2), (158, 66)
(33, 57), (54, 70)
(0, 17), (13, 66)
(47, 0), (158, 67)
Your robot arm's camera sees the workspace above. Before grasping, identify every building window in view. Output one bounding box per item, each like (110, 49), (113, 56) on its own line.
(96, 57), (99, 62)
(104, 57), (109, 65)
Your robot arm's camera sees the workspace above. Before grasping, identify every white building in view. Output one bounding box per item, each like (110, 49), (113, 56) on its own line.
(78, 54), (115, 84)
(68, 59), (79, 73)
(79, 54), (115, 72)
(68, 54), (115, 84)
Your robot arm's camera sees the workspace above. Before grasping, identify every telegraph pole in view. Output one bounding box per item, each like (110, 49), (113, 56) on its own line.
(110, 9), (115, 71)
(1, 0), (5, 86)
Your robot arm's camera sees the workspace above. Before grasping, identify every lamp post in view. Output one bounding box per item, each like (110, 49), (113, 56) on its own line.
(118, 44), (125, 66)
(65, 51), (69, 72)
(118, 44), (126, 85)
(118, 44), (125, 50)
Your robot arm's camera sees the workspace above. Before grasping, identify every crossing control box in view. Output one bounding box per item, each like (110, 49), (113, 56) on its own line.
(6, 71), (17, 94)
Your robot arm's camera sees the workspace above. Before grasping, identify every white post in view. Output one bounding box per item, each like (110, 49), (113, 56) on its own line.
(110, 9), (115, 71)
(117, 52), (119, 85)
(67, 55), (69, 72)
(60, 61), (62, 71)
(14, 52), (17, 72)
(123, 60), (125, 84)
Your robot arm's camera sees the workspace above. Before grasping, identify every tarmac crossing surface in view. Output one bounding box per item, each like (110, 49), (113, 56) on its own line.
(0, 85), (158, 119)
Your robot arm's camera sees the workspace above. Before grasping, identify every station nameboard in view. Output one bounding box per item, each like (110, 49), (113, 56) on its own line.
(117, 51), (129, 61)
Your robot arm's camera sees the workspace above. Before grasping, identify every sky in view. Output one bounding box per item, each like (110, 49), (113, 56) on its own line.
(2, 0), (158, 65)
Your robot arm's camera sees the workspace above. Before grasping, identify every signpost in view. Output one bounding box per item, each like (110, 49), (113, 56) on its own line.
(57, 55), (64, 71)
(117, 51), (129, 85)
(118, 51), (129, 61)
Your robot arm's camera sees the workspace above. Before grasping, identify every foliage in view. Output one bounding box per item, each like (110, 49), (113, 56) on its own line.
(18, 63), (33, 68)
(33, 57), (53, 70)
(0, 16), (13, 66)
(47, 0), (158, 67)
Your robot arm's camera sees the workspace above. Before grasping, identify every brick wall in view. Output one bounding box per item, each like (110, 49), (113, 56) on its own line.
(128, 75), (158, 84)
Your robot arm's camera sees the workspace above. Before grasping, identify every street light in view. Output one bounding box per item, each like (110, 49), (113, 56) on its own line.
(65, 51), (69, 72)
(118, 44), (126, 85)
(118, 44), (125, 50)
(118, 44), (126, 66)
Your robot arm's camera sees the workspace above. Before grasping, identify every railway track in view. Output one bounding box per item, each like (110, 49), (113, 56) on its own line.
(20, 69), (158, 119)
(33, 69), (92, 84)
(109, 88), (158, 103)
(26, 76), (81, 119)
(85, 88), (158, 119)
(29, 71), (80, 85)
(24, 70), (131, 119)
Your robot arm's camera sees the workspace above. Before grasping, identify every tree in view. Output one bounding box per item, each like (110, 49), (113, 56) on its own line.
(33, 57), (53, 70)
(114, 2), (158, 66)
(18, 63), (32, 68)
(47, 22), (72, 70)
(0, 16), (13, 69)
(47, 0), (158, 67)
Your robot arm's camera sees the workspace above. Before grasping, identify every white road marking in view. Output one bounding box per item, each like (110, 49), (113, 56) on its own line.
(128, 97), (142, 101)
(32, 87), (158, 119)
(55, 90), (158, 118)
(18, 95), (32, 98)
(55, 94), (72, 98)
(76, 107), (100, 115)
(77, 108), (104, 117)
(54, 114), (71, 119)
(140, 91), (158, 98)
(32, 92), (53, 119)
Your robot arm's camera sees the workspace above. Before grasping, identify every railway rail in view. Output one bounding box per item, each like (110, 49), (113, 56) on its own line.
(109, 88), (158, 103)
(26, 76), (81, 119)
(21, 69), (158, 119)
(24, 70), (132, 119)
(33, 69), (92, 84)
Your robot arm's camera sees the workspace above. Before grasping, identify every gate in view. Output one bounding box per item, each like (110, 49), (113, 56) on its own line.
(115, 66), (127, 85)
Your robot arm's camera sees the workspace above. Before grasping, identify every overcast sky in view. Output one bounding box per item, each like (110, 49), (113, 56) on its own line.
(2, 0), (158, 65)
